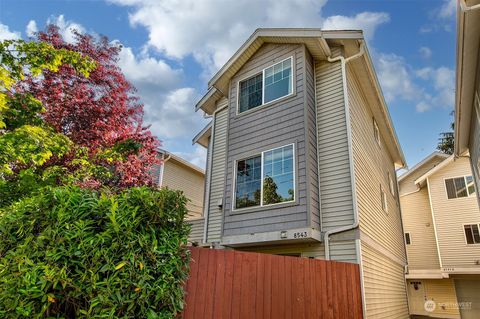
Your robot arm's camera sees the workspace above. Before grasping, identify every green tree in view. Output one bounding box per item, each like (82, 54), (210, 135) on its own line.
(262, 175), (282, 205)
(0, 39), (96, 207)
(437, 111), (454, 155)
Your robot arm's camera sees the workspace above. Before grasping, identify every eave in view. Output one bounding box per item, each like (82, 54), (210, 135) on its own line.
(192, 121), (212, 148)
(454, 0), (480, 156)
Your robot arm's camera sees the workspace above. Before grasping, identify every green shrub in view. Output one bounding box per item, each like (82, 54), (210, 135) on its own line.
(0, 186), (190, 318)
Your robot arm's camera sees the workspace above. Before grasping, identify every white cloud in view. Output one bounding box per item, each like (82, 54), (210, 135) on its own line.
(376, 52), (454, 112)
(0, 23), (21, 41)
(26, 20), (38, 37)
(174, 145), (208, 169)
(109, 0), (389, 76)
(437, 0), (456, 19)
(47, 15), (86, 43)
(322, 12), (390, 40)
(419, 46), (432, 59)
(377, 53), (423, 103)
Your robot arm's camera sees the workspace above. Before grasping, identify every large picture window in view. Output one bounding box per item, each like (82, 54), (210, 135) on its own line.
(238, 57), (293, 114)
(445, 176), (476, 199)
(234, 144), (295, 210)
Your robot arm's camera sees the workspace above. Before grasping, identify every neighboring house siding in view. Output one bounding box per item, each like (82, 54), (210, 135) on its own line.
(206, 99), (228, 242)
(315, 57), (354, 231)
(424, 279), (460, 318)
(222, 43), (309, 236)
(400, 188), (440, 270)
(188, 218), (205, 245)
(399, 156), (446, 196)
(347, 66), (405, 262)
(427, 157), (480, 268)
(304, 48), (320, 230)
(361, 242), (409, 319)
(162, 159), (204, 219)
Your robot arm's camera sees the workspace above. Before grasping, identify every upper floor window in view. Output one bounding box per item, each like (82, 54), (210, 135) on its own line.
(404, 232), (411, 245)
(388, 172), (395, 196)
(373, 118), (380, 146)
(238, 57), (293, 114)
(464, 224), (480, 244)
(235, 144), (295, 210)
(445, 176), (476, 199)
(380, 184), (387, 212)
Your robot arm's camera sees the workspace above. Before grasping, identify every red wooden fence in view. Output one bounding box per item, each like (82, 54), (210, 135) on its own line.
(182, 247), (363, 319)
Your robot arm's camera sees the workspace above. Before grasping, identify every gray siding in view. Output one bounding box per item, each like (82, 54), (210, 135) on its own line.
(206, 99), (228, 242)
(315, 59), (355, 231)
(222, 43), (309, 236)
(305, 48), (320, 230)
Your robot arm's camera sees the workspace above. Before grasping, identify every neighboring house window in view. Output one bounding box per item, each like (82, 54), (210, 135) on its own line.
(234, 144), (295, 209)
(380, 185), (387, 212)
(405, 232), (411, 245)
(445, 176), (476, 199)
(388, 172), (395, 196)
(464, 224), (480, 244)
(238, 57), (293, 114)
(373, 118), (380, 146)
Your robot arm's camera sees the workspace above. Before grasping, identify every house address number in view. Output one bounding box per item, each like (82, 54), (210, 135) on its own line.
(293, 231), (308, 239)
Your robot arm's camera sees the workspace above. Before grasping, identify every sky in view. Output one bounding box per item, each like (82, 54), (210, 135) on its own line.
(0, 0), (457, 170)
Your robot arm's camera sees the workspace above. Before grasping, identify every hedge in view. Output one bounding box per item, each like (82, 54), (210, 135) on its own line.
(0, 186), (190, 318)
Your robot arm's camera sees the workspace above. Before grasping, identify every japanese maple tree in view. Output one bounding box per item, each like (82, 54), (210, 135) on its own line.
(19, 25), (159, 188)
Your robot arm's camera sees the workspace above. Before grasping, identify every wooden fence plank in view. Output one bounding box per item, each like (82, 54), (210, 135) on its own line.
(182, 247), (363, 319)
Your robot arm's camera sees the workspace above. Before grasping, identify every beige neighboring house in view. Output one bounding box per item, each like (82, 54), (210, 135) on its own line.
(154, 150), (205, 243)
(455, 0), (480, 204)
(399, 152), (480, 318)
(193, 28), (409, 318)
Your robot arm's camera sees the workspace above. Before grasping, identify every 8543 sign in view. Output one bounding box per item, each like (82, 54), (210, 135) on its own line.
(293, 231), (308, 239)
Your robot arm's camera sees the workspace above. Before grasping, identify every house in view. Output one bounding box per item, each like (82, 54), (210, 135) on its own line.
(153, 149), (205, 243)
(399, 152), (480, 318)
(192, 28), (409, 318)
(454, 0), (480, 204)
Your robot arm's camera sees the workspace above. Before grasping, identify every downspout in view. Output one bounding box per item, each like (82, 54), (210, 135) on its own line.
(202, 117), (215, 244)
(323, 41), (365, 260)
(460, 0), (480, 11)
(158, 152), (171, 187)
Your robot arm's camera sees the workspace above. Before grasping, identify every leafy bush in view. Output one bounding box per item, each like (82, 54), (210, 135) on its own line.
(0, 186), (190, 318)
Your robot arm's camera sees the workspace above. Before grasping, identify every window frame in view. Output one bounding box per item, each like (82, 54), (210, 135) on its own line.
(236, 56), (294, 116)
(232, 143), (296, 212)
(373, 118), (381, 147)
(380, 184), (388, 213)
(444, 175), (476, 200)
(405, 232), (411, 245)
(462, 224), (480, 245)
(388, 172), (395, 196)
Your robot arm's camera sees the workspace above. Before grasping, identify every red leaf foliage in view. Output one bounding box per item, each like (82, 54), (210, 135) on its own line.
(21, 25), (160, 188)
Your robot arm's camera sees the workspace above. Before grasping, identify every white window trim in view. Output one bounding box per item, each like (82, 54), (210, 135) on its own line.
(444, 175), (476, 200)
(236, 56), (294, 116)
(462, 223), (480, 245)
(373, 118), (381, 147)
(404, 232), (411, 245)
(388, 172), (395, 196)
(380, 184), (388, 213)
(232, 143), (296, 212)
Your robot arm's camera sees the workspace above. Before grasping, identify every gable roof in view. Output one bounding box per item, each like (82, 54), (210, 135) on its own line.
(158, 149), (205, 175)
(454, 0), (480, 156)
(194, 28), (406, 168)
(414, 155), (454, 186)
(398, 152), (449, 183)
